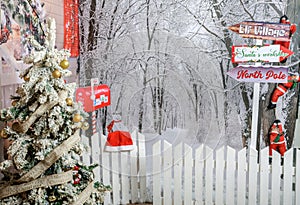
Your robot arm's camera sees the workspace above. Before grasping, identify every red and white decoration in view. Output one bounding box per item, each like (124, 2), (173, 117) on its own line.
(268, 74), (300, 109)
(105, 115), (135, 152)
(268, 120), (286, 156)
(272, 15), (296, 63)
(64, 0), (79, 57)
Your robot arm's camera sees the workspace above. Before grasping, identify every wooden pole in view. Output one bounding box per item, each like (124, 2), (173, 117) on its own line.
(250, 39), (263, 149)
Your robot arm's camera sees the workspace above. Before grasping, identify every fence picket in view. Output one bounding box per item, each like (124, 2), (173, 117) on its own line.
(237, 148), (247, 205)
(296, 149), (300, 205)
(153, 140), (162, 205)
(120, 152), (130, 204)
(112, 153), (120, 204)
(283, 149), (293, 205)
(163, 141), (172, 205)
(138, 132), (147, 202)
(174, 143), (183, 205)
(184, 144), (193, 204)
(248, 148), (258, 205)
(129, 130), (139, 203)
(100, 134), (112, 205)
(205, 146), (213, 205)
(226, 146), (236, 205)
(130, 142), (139, 203)
(271, 151), (281, 205)
(259, 147), (269, 205)
(194, 144), (204, 205)
(215, 146), (224, 205)
(91, 133), (101, 181)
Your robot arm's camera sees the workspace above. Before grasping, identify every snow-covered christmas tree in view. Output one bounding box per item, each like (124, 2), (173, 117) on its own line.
(0, 18), (110, 204)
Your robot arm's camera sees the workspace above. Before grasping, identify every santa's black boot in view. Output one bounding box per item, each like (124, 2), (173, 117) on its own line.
(267, 102), (276, 110)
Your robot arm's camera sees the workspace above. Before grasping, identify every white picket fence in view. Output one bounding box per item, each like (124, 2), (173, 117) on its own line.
(152, 141), (300, 205)
(82, 131), (300, 205)
(81, 130), (148, 204)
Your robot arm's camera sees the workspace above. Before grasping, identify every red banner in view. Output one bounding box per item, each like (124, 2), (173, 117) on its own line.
(76, 85), (111, 112)
(64, 0), (79, 57)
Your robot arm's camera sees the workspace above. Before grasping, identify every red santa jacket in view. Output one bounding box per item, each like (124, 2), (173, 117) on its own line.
(272, 15), (296, 63)
(269, 121), (285, 144)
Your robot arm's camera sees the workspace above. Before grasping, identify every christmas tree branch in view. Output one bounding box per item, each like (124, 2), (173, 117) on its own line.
(12, 90), (68, 133)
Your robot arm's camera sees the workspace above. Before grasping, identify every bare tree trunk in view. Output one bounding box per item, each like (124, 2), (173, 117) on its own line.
(261, 84), (276, 147)
(284, 0), (300, 148)
(285, 88), (298, 148)
(138, 68), (147, 132)
(79, 0), (100, 136)
(137, 0), (157, 133)
(240, 84), (252, 147)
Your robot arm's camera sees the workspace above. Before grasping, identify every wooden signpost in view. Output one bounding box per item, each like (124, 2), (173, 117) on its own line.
(232, 44), (293, 63)
(228, 20), (294, 149)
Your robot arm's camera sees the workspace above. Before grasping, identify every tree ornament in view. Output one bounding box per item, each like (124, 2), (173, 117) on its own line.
(24, 75), (30, 82)
(73, 177), (81, 185)
(0, 129), (8, 139)
(81, 121), (89, 130)
(48, 195), (57, 202)
(66, 98), (73, 106)
(52, 70), (61, 78)
(11, 100), (17, 106)
(73, 113), (82, 123)
(60, 59), (70, 69)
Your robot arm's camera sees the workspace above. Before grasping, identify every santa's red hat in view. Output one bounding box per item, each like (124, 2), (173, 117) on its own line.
(104, 119), (135, 152)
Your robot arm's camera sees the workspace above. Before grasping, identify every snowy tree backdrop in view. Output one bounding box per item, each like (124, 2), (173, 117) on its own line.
(77, 0), (299, 150)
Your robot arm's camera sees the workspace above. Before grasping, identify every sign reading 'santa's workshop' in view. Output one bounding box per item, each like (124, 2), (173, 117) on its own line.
(231, 44), (293, 63)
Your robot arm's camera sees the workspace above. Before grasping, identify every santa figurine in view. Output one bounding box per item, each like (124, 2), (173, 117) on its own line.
(268, 119), (286, 159)
(273, 15), (297, 63)
(268, 73), (299, 109)
(104, 114), (135, 152)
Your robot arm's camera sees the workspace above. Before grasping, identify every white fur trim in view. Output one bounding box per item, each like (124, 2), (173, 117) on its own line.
(276, 86), (287, 93)
(104, 144), (136, 152)
(270, 141), (285, 144)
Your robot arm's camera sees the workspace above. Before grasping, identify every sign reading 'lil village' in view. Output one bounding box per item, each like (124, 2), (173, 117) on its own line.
(228, 21), (291, 41)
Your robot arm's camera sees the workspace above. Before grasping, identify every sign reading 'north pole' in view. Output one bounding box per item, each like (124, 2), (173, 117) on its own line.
(226, 65), (288, 83)
(232, 44), (293, 63)
(228, 21), (291, 41)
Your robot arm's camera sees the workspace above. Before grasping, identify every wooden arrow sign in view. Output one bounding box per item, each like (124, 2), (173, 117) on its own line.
(227, 65), (288, 83)
(232, 44), (293, 63)
(228, 21), (291, 41)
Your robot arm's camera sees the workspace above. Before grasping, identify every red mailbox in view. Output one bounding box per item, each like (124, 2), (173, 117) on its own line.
(76, 84), (111, 112)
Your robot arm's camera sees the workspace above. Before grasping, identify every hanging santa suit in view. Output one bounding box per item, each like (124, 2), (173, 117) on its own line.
(0, 8), (10, 45)
(272, 15), (297, 63)
(104, 119), (135, 152)
(269, 120), (286, 156)
(268, 75), (299, 109)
